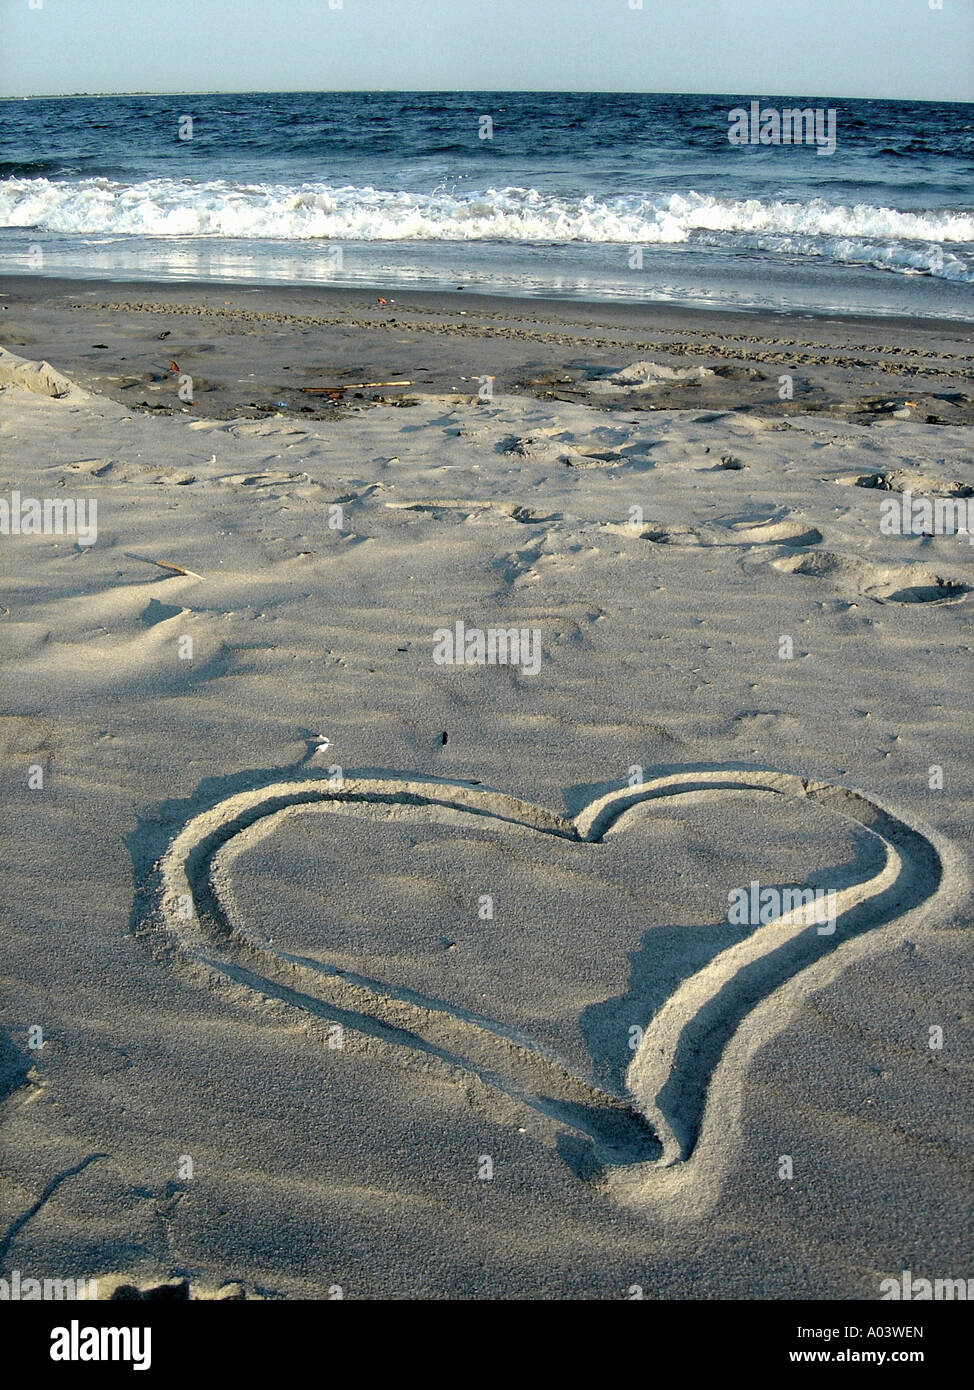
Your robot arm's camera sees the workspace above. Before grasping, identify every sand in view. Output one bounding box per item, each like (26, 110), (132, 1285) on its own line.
(1, 281), (972, 1300)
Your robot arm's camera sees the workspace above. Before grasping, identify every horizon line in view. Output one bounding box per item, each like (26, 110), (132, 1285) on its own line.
(2, 87), (971, 105)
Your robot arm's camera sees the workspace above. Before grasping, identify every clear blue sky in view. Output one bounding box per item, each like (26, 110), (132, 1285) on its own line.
(1, 0), (971, 101)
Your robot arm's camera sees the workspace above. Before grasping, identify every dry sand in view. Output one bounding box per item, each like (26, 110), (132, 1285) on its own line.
(1, 282), (972, 1299)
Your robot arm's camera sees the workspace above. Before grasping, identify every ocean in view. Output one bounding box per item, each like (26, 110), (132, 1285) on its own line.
(1, 90), (972, 316)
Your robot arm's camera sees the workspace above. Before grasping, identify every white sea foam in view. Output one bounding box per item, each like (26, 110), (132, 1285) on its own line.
(1, 178), (971, 281)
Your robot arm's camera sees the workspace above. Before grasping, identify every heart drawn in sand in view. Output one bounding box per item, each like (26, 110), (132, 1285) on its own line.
(137, 765), (947, 1209)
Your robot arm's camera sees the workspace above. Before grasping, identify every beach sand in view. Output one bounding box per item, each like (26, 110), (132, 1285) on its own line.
(1, 280), (972, 1299)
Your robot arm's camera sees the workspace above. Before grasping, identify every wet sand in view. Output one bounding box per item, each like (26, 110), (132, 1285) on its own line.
(3, 275), (973, 424)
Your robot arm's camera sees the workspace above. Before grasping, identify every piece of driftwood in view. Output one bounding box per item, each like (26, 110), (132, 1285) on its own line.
(300, 380), (412, 393)
(151, 559), (205, 579)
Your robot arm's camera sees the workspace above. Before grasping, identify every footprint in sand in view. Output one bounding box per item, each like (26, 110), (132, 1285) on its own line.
(835, 470), (973, 499)
(385, 499), (559, 525)
(500, 430), (644, 469)
(605, 510), (823, 550)
(770, 550), (971, 604)
(218, 470), (313, 488)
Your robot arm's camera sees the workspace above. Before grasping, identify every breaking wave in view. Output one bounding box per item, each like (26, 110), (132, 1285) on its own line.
(2, 177), (972, 281)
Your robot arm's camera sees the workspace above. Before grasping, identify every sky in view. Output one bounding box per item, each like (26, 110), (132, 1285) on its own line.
(0, 0), (971, 102)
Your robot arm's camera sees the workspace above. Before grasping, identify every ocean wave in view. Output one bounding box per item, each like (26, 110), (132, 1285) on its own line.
(695, 230), (974, 282)
(0, 159), (77, 177)
(0, 177), (971, 279)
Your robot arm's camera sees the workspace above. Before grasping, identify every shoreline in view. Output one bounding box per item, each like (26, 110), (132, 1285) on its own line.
(5, 271), (973, 332)
(3, 274), (972, 424)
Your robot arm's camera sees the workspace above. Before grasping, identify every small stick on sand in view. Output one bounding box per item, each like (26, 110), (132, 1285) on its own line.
(300, 381), (413, 393)
(151, 559), (205, 580)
